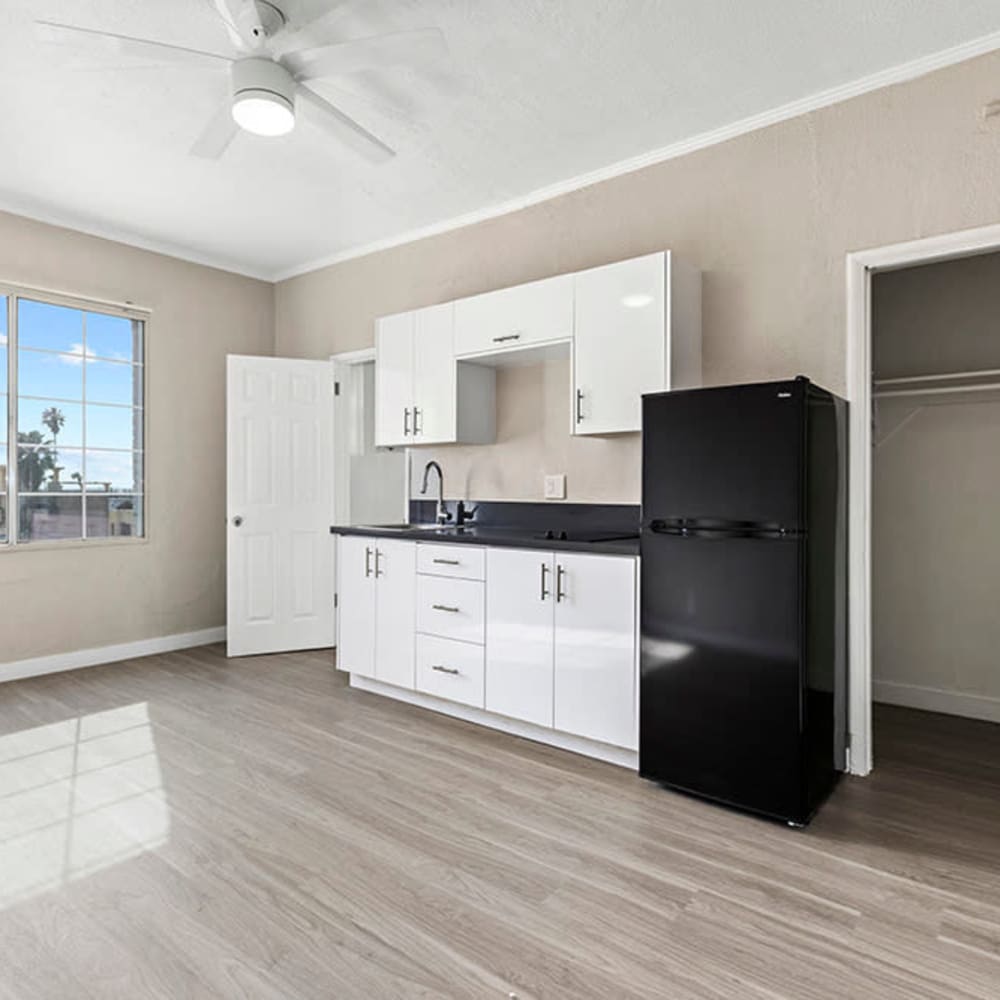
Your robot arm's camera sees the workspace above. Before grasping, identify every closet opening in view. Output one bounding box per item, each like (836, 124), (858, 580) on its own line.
(869, 250), (1000, 799)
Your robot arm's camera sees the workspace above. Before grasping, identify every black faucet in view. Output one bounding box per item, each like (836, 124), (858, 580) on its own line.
(455, 500), (478, 527)
(420, 461), (451, 525)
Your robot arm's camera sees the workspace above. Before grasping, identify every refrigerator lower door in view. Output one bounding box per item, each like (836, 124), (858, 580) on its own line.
(640, 530), (806, 823)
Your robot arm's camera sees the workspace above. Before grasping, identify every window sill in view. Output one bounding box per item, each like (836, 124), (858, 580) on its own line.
(0, 536), (149, 554)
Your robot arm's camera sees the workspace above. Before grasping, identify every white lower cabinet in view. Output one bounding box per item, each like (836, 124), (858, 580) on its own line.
(552, 553), (638, 750)
(416, 635), (485, 708)
(339, 535), (637, 754)
(486, 548), (637, 746)
(485, 548), (555, 728)
(336, 535), (415, 689)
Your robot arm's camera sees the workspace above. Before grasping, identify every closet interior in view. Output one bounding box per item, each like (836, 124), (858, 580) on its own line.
(871, 251), (1000, 751)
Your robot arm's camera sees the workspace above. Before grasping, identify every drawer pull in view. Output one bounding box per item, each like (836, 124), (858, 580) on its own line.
(432, 558), (461, 565)
(492, 333), (522, 343)
(431, 664), (460, 675)
(431, 604), (460, 613)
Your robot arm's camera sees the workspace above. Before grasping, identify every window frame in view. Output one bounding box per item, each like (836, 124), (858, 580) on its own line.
(1, 282), (150, 551)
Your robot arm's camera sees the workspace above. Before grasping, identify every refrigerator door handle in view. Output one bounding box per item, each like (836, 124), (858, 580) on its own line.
(647, 519), (800, 540)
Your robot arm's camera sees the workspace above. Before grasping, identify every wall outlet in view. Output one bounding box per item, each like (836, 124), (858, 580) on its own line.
(544, 474), (566, 500)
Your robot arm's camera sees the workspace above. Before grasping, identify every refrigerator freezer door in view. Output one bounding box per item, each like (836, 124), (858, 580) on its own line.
(642, 382), (805, 530)
(639, 531), (805, 822)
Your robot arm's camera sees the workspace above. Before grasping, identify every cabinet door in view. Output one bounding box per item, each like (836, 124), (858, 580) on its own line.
(375, 311), (414, 447)
(336, 535), (377, 677)
(573, 253), (665, 435)
(553, 554), (637, 749)
(373, 539), (416, 689)
(485, 548), (555, 727)
(412, 302), (457, 444)
(454, 273), (574, 357)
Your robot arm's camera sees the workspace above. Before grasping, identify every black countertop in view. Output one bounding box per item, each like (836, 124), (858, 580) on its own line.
(330, 501), (640, 556)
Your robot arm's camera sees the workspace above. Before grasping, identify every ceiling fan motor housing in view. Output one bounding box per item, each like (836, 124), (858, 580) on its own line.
(231, 57), (295, 113)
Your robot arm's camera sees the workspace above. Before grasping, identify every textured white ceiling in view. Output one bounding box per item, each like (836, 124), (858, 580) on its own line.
(2, 0), (1000, 279)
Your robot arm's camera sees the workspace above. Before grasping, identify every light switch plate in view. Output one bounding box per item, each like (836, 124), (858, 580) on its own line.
(544, 474), (566, 500)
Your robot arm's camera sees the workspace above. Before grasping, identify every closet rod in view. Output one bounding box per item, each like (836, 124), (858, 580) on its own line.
(874, 366), (1000, 387)
(874, 381), (1000, 399)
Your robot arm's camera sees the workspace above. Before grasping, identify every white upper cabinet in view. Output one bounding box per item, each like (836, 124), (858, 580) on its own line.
(375, 311), (414, 447)
(454, 273), (574, 358)
(552, 553), (637, 750)
(573, 251), (701, 435)
(375, 303), (495, 448)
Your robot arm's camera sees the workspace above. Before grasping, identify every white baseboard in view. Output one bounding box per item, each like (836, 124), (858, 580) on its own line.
(349, 673), (639, 769)
(0, 627), (227, 685)
(873, 679), (1000, 725)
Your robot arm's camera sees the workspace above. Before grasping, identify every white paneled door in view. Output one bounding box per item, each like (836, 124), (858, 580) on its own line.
(227, 355), (335, 657)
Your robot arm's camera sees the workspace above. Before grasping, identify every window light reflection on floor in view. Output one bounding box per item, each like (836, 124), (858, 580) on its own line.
(0, 701), (169, 909)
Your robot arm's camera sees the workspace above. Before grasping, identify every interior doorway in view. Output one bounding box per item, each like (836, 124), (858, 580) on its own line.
(846, 222), (1000, 775)
(331, 349), (407, 529)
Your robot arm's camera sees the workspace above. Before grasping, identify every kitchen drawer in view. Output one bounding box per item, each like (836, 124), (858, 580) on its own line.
(417, 542), (485, 580)
(415, 635), (485, 708)
(417, 575), (485, 644)
(454, 273), (574, 357)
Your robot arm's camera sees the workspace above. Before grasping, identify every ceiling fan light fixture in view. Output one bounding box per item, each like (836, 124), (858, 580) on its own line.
(230, 57), (296, 137)
(232, 91), (295, 136)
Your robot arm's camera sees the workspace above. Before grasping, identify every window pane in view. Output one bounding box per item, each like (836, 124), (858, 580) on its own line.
(85, 358), (142, 406)
(18, 299), (84, 354)
(0, 394), (5, 444)
(87, 313), (142, 364)
(85, 450), (142, 494)
(0, 294), (7, 398)
(18, 495), (83, 542)
(18, 399), (83, 449)
(17, 445), (84, 493)
(87, 495), (142, 538)
(18, 348), (84, 401)
(85, 403), (140, 451)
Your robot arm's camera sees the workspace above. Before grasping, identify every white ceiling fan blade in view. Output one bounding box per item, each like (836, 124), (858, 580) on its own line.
(191, 104), (240, 158)
(296, 85), (395, 164)
(285, 28), (447, 81)
(35, 20), (231, 69)
(273, 1), (356, 54)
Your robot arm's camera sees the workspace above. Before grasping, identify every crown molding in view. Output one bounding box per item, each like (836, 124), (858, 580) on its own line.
(0, 194), (272, 281)
(272, 28), (1000, 282)
(3, 27), (1000, 285)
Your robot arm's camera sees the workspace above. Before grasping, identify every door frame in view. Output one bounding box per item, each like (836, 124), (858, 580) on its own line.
(845, 221), (1000, 776)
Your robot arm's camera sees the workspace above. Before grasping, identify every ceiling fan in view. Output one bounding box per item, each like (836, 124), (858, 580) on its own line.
(34, 0), (449, 163)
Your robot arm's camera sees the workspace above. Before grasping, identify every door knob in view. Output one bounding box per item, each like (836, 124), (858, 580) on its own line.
(232, 516), (244, 527)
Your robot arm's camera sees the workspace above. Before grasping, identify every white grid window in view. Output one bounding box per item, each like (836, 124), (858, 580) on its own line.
(1, 290), (146, 546)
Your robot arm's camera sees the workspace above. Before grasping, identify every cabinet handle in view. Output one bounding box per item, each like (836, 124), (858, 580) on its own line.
(403, 408), (411, 436)
(492, 333), (522, 343)
(413, 406), (422, 435)
(540, 562), (550, 601)
(432, 558), (460, 565)
(364, 546), (372, 578)
(575, 388), (584, 423)
(431, 603), (459, 613)
(431, 664), (460, 675)
(556, 564), (566, 602)
(374, 549), (384, 578)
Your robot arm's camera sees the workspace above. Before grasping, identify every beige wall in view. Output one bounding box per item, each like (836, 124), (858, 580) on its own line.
(872, 253), (1000, 705)
(0, 211), (273, 663)
(275, 49), (1000, 503)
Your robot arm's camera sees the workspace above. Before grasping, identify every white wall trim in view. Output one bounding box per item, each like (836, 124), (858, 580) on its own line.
(0, 195), (272, 282)
(273, 29), (1000, 282)
(873, 680), (1000, 726)
(0, 627), (226, 685)
(349, 674), (638, 769)
(845, 220), (1000, 778)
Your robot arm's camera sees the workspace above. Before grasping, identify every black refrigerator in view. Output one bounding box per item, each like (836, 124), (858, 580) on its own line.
(640, 377), (848, 826)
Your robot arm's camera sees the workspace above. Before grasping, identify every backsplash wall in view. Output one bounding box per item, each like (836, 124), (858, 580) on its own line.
(408, 359), (641, 502)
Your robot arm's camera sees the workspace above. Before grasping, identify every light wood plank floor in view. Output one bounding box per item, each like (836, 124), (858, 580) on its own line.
(1, 644), (999, 999)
